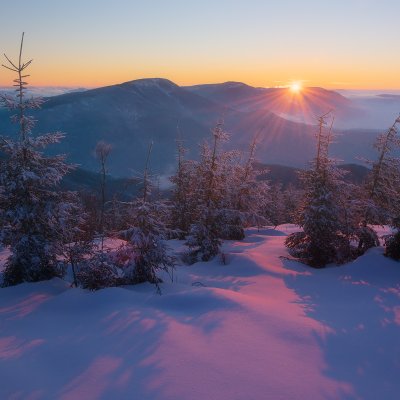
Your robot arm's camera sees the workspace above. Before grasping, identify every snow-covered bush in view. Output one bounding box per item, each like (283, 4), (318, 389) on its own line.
(76, 252), (119, 290)
(186, 209), (222, 263)
(117, 196), (175, 284)
(119, 226), (175, 286)
(217, 209), (246, 240)
(355, 225), (379, 254)
(60, 201), (95, 287)
(384, 231), (400, 261)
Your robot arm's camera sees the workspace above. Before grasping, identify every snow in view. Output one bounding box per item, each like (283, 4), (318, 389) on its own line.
(129, 78), (177, 97)
(0, 226), (399, 399)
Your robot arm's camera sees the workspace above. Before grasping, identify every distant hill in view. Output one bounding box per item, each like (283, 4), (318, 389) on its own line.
(0, 86), (86, 98)
(186, 82), (360, 124)
(257, 163), (369, 188)
(60, 167), (140, 199)
(0, 78), (381, 176)
(61, 163), (370, 200)
(1, 78), (225, 175)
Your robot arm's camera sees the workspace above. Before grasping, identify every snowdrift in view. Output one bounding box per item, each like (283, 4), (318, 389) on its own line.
(0, 226), (399, 400)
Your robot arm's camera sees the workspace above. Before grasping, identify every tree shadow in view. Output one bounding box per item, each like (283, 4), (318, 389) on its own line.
(282, 248), (400, 400)
(0, 277), (241, 399)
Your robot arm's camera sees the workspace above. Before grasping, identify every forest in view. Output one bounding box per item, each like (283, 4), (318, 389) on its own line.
(1, 35), (400, 292)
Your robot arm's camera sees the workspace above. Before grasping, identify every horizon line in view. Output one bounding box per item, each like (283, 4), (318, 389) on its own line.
(1, 78), (400, 92)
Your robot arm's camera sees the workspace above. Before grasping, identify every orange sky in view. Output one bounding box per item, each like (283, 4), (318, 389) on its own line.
(1, 59), (397, 91)
(2, 0), (400, 90)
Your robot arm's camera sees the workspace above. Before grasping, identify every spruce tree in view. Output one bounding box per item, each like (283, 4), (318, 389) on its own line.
(169, 137), (197, 237)
(231, 137), (269, 228)
(363, 116), (400, 225)
(94, 140), (113, 252)
(285, 113), (351, 267)
(0, 34), (77, 285)
(281, 184), (303, 224)
(118, 142), (175, 287)
(185, 120), (232, 261)
(264, 183), (285, 228)
(359, 116), (400, 253)
(182, 122), (270, 262)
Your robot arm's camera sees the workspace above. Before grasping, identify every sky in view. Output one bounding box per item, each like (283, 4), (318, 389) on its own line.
(1, 0), (400, 89)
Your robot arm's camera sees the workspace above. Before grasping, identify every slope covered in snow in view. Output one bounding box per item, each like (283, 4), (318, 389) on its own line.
(0, 226), (399, 400)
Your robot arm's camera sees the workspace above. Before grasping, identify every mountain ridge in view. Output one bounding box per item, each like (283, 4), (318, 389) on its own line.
(0, 78), (380, 176)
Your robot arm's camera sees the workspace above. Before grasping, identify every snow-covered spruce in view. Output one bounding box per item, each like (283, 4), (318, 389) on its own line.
(186, 208), (222, 263)
(229, 136), (269, 229)
(118, 199), (175, 287)
(178, 121), (269, 262)
(285, 113), (355, 268)
(118, 143), (176, 289)
(75, 141), (175, 290)
(360, 116), (400, 256)
(362, 116), (400, 226)
(76, 253), (117, 291)
(184, 121), (242, 261)
(0, 34), (79, 286)
(169, 137), (198, 238)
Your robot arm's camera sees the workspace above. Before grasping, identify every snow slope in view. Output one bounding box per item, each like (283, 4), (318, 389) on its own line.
(0, 226), (399, 400)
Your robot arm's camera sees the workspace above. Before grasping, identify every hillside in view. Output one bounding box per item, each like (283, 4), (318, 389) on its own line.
(1, 226), (398, 399)
(186, 82), (358, 121)
(61, 163), (370, 199)
(257, 163), (369, 188)
(0, 79), (381, 176)
(60, 168), (141, 200)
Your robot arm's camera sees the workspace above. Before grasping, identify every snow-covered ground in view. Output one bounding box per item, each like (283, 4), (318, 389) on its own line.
(0, 226), (399, 400)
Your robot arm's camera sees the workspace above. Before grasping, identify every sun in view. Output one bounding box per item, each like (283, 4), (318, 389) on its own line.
(289, 82), (302, 93)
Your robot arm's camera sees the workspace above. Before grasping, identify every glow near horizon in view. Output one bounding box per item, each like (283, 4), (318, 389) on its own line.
(1, 0), (400, 90)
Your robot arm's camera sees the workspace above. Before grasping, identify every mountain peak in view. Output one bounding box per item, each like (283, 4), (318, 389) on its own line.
(220, 81), (252, 88)
(121, 78), (179, 89)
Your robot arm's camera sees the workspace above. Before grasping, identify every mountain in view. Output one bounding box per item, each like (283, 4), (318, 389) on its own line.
(60, 167), (140, 199)
(0, 86), (86, 98)
(186, 82), (360, 124)
(257, 163), (369, 188)
(61, 163), (370, 200)
(0, 78), (380, 176)
(185, 82), (266, 105)
(0, 78), (226, 175)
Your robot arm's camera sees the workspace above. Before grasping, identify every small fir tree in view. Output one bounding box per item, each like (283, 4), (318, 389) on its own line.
(185, 120), (232, 261)
(179, 122), (270, 262)
(0, 34), (77, 285)
(358, 116), (400, 254)
(118, 142), (175, 288)
(230, 136), (269, 229)
(264, 183), (286, 228)
(94, 140), (113, 252)
(281, 183), (303, 224)
(362, 116), (400, 225)
(285, 113), (352, 267)
(169, 137), (197, 237)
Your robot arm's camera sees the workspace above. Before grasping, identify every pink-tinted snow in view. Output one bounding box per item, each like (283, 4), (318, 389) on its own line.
(0, 226), (399, 399)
